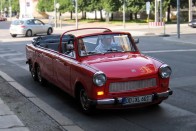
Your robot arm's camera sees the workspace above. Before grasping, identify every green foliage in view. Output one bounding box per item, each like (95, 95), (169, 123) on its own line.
(58, 0), (74, 13)
(0, 0), (19, 12)
(102, 0), (122, 12)
(37, 0), (54, 12)
(11, 0), (19, 12)
(126, 0), (145, 14)
(78, 0), (91, 12)
(87, 0), (102, 12)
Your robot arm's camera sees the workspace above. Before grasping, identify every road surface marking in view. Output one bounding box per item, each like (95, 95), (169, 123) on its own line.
(143, 49), (196, 53)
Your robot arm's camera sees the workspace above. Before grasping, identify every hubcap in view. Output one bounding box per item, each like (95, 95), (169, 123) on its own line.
(27, 30), (32, 37)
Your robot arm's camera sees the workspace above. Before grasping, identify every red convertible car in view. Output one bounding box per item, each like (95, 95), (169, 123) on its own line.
(26, 28), (172, 113)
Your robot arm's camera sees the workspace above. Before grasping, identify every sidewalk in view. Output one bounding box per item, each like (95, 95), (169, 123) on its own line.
(0, 75), (29, 131)
(0, 70), (84, 131)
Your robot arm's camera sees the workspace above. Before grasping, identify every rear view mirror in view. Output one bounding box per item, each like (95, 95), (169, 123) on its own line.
(134, 38), (139, 44)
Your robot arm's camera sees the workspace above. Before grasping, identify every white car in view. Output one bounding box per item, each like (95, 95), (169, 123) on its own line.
(9, 18), (53, 37)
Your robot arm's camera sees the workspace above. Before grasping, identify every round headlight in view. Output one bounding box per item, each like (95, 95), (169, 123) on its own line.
(93, 71), (106, 86)
(159, 64), (172, 78)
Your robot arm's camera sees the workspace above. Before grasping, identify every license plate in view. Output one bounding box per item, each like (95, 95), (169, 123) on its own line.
(123, 95), (153, 105)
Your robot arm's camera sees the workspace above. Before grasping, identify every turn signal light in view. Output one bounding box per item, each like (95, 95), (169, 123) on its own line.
(97, 91), (104, 96)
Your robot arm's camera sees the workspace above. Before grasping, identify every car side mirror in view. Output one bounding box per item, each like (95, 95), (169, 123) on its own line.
(134, 38), (139, 44)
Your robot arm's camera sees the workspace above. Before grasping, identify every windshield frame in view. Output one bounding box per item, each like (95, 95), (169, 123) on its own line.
(76, 32), (139, 57)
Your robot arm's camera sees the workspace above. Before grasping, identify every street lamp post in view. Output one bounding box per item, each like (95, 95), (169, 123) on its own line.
(75, 0), (78, 29)
(4, 7), (7, 17)
(9, 0), (12, 19)
(160, 0), (162, 22)
(177, 0), (180, 38)
(189, 0), (192, 22)
(55, 3), (60, 28)
(123, 0), (125, 29)
(155, 0), (158, 22)
(54, 0), (56, 28)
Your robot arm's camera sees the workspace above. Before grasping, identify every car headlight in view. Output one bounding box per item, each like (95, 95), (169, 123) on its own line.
(159, 64), (172, 78)
(93, 71), (106, 86)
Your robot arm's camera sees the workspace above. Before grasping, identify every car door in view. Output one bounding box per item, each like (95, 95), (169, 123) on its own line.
(34, 19), (45, 34)
(26, 19), (39, 34)
(41, 50), (55, 82)
(54, 42), (75, 94)
(54, 55), (72, 94)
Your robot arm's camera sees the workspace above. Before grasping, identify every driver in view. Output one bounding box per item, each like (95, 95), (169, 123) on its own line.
(94, 35), (115, 53)
(78, 39), (87, 56)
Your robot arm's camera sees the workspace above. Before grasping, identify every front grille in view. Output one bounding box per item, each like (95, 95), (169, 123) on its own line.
(109, 78), (157, 93)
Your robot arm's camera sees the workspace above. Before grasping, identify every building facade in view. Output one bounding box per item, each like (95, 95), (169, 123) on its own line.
(19, 0), (38, 18)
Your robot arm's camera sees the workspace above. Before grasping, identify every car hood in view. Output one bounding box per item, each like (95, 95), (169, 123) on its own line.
(83, 54), (158, 79)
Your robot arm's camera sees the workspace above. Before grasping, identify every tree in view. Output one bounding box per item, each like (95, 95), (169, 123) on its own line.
(126, 0), (145, 20)
(102, 0), (122, 20)
(59, 0), (74, 19)
(1, 0), (19, 15)
(78, 0), (91, 19)
(95, 0), (105, 20)
(11, 0), (19, 13)
(166, 0), (191, 22)
(37, 0), (54, 12)
(87, 0), (100, 19)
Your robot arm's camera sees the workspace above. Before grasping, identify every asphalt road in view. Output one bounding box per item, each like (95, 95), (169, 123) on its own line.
(0, 21), (196, 131)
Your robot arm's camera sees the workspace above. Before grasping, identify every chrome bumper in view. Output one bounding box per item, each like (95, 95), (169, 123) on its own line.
(91, 89), (173, 105)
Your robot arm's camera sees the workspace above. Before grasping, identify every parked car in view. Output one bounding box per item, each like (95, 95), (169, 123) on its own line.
(10, 18), (53, 37)
(0, 16), (7, 21)
(188, 19), (196, 28)
(26, 28), (173, 114)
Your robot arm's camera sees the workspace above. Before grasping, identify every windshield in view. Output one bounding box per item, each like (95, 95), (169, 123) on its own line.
(78, 34), (136, 56)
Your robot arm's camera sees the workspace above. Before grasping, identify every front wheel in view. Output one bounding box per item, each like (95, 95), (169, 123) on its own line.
(26, 30), (32, 37)
(79, 88), (95, 114)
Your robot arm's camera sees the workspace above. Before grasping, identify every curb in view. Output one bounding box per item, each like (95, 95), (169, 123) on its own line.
(0, 70), (83, 131)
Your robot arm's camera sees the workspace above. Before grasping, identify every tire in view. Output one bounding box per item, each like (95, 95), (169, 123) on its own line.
(78, 88), (95, 114)
(36, 65), (46, 85)
(11, 34), (17, 37)
(26, 30), (32, 37)
(47, 28), (53, 35)
(29, 62), (37, 81)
